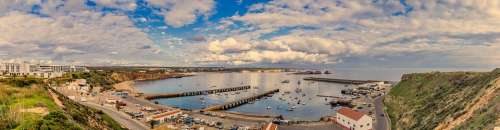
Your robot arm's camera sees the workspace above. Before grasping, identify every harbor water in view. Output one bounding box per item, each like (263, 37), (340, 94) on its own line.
(134, 68), (484, 120)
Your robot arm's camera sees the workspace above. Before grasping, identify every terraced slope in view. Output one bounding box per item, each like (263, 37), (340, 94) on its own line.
(384, 68), (500, 130)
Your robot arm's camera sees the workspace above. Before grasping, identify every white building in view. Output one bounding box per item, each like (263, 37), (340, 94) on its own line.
(68, 79), (90, 93)
(335, 107), (373, 130)
(0, 62), (88, 78)
(147, 110), (182, 124)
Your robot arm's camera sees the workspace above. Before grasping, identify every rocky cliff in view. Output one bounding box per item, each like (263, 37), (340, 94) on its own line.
(384, 69), (500, 130)
(111, 71), (192, 81)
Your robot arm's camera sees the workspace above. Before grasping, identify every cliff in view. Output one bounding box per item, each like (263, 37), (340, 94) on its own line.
(111, 71), (192, 81)
(384, 69), (500, 130)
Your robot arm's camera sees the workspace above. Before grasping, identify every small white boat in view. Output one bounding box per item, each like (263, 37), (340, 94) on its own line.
(266, 106), (272, 109)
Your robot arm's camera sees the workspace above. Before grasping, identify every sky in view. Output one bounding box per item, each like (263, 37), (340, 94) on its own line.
(0, 0), (499, 69)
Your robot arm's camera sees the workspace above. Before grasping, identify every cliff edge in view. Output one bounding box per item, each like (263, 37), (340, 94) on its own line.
(384, 69), (500, 130)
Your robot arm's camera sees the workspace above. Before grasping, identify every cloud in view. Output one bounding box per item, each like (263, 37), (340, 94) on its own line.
(204, 0), (500, 67)
(203, 36), (361, 65)
(207, 38), (251, 54)
(148, 0), (215, 28)
(92, 0), (137, 10)
(0, 11), (162, 65)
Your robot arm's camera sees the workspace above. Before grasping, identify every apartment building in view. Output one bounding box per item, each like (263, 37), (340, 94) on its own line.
(0, 62), (88, 78)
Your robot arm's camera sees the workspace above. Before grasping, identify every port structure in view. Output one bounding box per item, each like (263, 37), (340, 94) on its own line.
(303, 77), (382, 85)
(201, 89), (280, 111)
(143, 85), (251, 100)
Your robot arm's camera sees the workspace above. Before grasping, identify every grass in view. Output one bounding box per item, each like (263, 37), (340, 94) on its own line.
(454, 91), (500, 130)
(0, 83), (63, 129)
(62, 71), (118, 90)
(384, 70), (500, 130)
(1, 78), (124, 130)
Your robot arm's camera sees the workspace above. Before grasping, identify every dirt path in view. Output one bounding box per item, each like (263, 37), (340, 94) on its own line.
(48, 88), (64, 108)
(434, 78), (500, 130)
(19, 107), (49, 115)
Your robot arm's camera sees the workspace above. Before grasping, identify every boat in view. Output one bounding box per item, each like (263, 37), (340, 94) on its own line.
(248, 101), (254, 104)
(281, 80), (290, 83)
(266, 106), (272, 109)
(288, 106), (296, 111)
(324, 71), (331, 74)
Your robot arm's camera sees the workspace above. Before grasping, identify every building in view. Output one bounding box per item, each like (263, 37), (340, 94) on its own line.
(0, 62), (88, 78)
(147, 110), (182, 124)
(262, 122), (278, 130)
(334, 107), (372, 130)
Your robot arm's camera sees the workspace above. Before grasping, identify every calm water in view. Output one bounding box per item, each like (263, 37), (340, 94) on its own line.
(135, 68), (490, 120)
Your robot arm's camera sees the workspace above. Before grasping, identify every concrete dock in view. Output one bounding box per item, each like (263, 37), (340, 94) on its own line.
(303, 77), (382, 85)
(144, 85), (251, 100)
(202, 89), (280, 111)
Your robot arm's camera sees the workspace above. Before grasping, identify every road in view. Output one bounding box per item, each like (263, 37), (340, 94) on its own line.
(81, 101), (150, 130)
(374, 96), (389, 130)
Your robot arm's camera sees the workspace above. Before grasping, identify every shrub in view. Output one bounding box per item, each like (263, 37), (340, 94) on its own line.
(35, 111), (82, 130)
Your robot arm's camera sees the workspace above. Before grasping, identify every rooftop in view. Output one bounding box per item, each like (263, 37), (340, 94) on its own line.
(337, 107), (365, 121)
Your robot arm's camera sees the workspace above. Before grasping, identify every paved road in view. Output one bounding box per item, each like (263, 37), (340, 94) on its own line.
(374, 96), (389, 130)
(81, 102), (150, 130)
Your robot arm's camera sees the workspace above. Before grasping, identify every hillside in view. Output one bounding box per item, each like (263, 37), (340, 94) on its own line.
(0, 78), (124, 130)
(64, 70), (192, 91)
(384, 69), (500, 130)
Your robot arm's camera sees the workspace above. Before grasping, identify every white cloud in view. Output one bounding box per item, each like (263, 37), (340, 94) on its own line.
(203, 36), (359, 65)
(206, 0), (500, 67)
(207, 38), (251, 54)
(93, 0), (137, 10)
(0, 11), (162, 65)
(148, 0), (215, 28)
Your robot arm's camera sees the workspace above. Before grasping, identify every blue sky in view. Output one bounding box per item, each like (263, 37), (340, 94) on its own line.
(0, 0), (500, 68)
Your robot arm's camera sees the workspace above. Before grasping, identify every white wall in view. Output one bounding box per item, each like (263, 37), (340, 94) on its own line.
(336, 113), (372, 130)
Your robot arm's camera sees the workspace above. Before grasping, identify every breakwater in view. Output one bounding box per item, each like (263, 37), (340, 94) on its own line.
(144, 85), (251, 100)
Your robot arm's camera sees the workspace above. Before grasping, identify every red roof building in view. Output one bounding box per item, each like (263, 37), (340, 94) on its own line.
(262, 122), (278, 130)
(334, 107), (372, 130)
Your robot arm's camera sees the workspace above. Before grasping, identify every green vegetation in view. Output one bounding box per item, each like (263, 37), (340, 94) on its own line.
(51, 87), (125, 130)
(384, 69), (500, 130)
(0, 77), (42, 87)
(455, 94), (500, 130)
(0, 76), (125, 130)
(34, 111), (81, 130)
(0, 83), (65, 130)
(63, 71), (118, 90)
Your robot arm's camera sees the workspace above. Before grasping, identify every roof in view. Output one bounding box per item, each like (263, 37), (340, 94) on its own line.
(152, 110), (181, 119)
(262, 122), (278, 130)
(337, 107), (365, 121)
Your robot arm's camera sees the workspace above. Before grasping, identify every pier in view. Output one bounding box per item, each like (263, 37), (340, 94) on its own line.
(144, 86), (251, 100)
(202, 89), (280, 111)
(303, 77), (382, 85)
